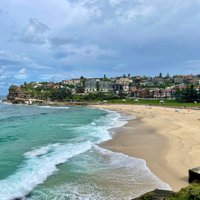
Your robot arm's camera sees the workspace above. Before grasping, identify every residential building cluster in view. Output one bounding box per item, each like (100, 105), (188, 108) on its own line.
(57, 74), (200, 99)
(8, 74), (200, 101)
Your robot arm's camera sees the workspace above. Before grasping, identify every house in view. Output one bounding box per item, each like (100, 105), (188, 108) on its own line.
(151, 88), (173, 99)
(62, 79), (81, 85)
(113, 83), (123, 94)
(115, 78), (133, 93)
(98, 80), (113, 92)
(85, 79), (113, 93)
(116, 77), (133, 85)
(173, 76), (184, 84)
(85, 79), (98, 93)
(33, 83), (43, 88)
(130, 88), (151, 98)
(122, 85), (130, 92)
(53, 84), (64, 89)
(129, 86), (137, 93)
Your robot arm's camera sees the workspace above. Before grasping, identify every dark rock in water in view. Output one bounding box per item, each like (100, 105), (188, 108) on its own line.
(133, 189), (174, 200)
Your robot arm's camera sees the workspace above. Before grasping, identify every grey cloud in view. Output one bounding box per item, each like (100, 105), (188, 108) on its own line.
(53, 52), (71, 59)
(1, 0), (200, 95)
(68, 0), (152, 24)
(21, 18), (49, 44)
(50, 36), (78, 47)
(0, 50), (51, 72)
(0, 59), (21, 66)
(14, 68), (28, 80)
(0, 50), (30, 66)
(53, 44), (117, 60)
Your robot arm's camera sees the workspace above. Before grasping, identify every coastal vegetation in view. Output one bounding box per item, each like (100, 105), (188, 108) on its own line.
(135, 184), (200, 200)
(175, 85), (200, 103)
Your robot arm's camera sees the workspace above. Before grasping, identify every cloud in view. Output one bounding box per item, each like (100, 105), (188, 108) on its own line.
(0, 50), (51, 70)
(1, 0), (200, 94)
(109, 0), (123, 7)
(115, 4), (155, 24)
(21, 18), (49, 44)
(183, 60), (200, 73)
(0, 66), (12, 85)
(0, 65), (18, 94)
(0, 49), (58, 94)
(53, 52), (69, 59)
(50, 36), (78, 47)
(14, 68), (28, 80)
(53, 44), (117, 60)
(0, 50), (32, 66)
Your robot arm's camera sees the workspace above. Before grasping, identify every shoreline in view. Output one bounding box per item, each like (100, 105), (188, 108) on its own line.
(94, 104), (200, 191)
(101, 117), (172, 188)
(2, 100), (200, 191)
(3, 98), (200, 110)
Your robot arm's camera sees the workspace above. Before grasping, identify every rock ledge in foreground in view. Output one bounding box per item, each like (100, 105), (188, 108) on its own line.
(133, 189), (174, 200)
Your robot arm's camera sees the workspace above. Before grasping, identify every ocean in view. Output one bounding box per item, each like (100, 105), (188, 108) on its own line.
(0, 99), (170, 200)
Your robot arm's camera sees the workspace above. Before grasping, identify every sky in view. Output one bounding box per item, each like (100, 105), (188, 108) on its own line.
(0, 0), (200, 94)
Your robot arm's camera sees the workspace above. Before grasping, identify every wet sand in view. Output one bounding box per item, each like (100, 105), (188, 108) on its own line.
(94, 104), (200, 191)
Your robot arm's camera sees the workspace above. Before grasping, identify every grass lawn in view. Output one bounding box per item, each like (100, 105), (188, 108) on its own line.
(106, 99), (199, 108)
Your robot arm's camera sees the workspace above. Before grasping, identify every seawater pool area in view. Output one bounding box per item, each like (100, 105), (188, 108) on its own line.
(0, 101), (170, 200)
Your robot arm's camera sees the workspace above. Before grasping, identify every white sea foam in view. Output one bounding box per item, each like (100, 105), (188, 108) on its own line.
(73, 109), (128, 144)
(28, 145), (171, 200)
(94, 145), (171, 189)
(0, 141), (92, 200)
(36, 105), (69, 109)
(0, 108), (134, 200)
(90, 122), (96, 126)
(2, 101), (12, 105)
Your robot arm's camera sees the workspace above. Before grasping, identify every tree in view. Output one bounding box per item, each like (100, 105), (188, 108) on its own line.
(96, 80), (100, 91)
(103, 74), (110, 81)
(80, 76), (86, 87)
(50, 88), (71, 101)
(76, 86), (85, 93)
(175, 85), (199, 102)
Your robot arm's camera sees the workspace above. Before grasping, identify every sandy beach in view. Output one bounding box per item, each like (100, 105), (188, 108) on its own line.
(94, 104), (200, 191)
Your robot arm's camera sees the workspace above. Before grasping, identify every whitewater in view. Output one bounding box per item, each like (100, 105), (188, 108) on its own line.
(0, 101), (170, 200)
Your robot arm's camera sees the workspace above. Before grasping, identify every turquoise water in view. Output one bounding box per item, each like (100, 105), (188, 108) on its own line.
(0, 100), (170, 200)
